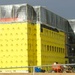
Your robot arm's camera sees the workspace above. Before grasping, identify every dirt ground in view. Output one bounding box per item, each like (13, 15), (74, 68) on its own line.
(0, 73), (75, 75)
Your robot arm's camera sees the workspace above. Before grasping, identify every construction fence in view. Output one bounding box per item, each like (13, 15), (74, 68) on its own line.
(0, 64), (75, 74)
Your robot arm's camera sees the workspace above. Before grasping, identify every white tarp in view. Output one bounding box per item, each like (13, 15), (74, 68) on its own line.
(0, 4), (36, 23)
(0, 5), (13, 19)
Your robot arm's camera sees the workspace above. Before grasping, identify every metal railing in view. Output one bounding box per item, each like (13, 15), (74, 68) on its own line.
(0, 64), (75, 75)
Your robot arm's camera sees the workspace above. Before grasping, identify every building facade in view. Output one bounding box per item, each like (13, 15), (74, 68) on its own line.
(0, 4), (69, 72)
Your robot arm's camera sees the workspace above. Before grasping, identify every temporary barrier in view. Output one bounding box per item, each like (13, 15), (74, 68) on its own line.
(0, 64), (75, 73)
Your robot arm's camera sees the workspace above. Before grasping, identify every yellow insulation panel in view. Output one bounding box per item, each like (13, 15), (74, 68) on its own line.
(36, 24), (67, 67)
(0, 22), (28, 70)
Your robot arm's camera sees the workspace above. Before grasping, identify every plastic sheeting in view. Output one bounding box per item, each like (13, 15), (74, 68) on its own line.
(0, 4), (36, 23)
(0, 5), (14, 22)
(13, 4), (27, 21)
(34, 6), (68, 32)
(68, 20), (75, 33)
(0, 5), (13, 18)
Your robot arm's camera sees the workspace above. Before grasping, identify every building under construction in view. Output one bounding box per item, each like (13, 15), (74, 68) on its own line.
(0, 4), (75, 72)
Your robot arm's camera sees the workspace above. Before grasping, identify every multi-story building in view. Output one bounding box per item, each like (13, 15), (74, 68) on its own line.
(67, 20), (75, 63)
(0, 3), (71, 72)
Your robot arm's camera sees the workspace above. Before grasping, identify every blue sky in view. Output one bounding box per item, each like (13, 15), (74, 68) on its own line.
(0, 0), (75, 19)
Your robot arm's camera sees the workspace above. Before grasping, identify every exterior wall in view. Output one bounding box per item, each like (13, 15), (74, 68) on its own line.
(0, 22), (28, 71)
(0, 22), (37, 72)
(36, 24), (41, 66)
(27, 22), (37, 72)
(36, 23), (68, 68)
(0, 21), (68, 72)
